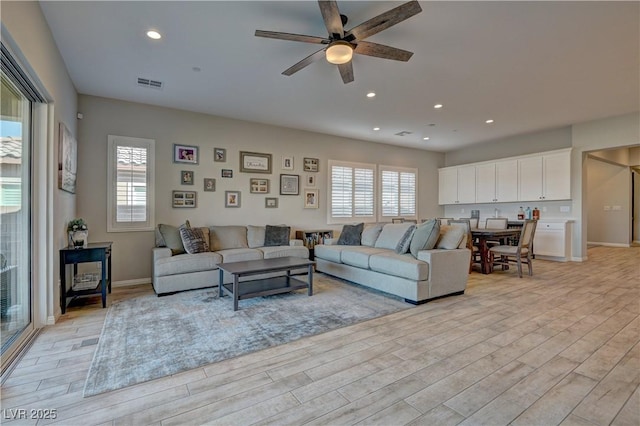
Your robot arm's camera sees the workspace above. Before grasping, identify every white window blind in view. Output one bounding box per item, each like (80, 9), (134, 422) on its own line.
(328, 160), (376, 223)
(107, 135), (155, 232)
(380, 166), (417, 219)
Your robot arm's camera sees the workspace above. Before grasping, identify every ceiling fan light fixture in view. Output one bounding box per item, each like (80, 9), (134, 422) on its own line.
(326, 41), (353, 65)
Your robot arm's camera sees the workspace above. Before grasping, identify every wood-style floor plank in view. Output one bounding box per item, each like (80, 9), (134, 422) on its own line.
(0, 246), (637, 425)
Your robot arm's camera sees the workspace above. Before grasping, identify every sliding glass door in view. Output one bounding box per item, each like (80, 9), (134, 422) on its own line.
(0, 67), (33, 361)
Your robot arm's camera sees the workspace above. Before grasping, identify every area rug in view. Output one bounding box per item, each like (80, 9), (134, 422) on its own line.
(83, 274), (411, 397)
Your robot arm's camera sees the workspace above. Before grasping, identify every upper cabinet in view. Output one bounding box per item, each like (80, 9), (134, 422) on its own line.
(518, 150), (571, 201)
(438, 165), (476, 205)
(439, 149), (571, 205)
(475, 160), (518, 203)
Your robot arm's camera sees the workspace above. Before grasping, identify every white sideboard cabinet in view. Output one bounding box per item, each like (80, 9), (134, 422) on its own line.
(533, 220), (572, 261)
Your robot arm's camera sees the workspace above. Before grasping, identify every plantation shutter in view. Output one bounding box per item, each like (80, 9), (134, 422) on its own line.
(380, 166), (417, 219)
(329, 160), (376, 223)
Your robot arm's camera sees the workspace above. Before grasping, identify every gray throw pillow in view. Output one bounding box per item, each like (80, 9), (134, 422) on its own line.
(361, 223), (384, 247)
(409, 219), (441, 258)
(337, 223), (364, 245)
(157, 223), (186, 255)
(264, 225), (290, 246)
(395, 225), (416, 254)
(179, 227), (210, 254)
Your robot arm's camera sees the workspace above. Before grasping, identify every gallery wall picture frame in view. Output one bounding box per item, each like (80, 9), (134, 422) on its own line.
(306, 175), (316, 187)
(225, 191), (241, 208)
(265, 197), (279, 208)
(203, 178), (216, 192)
(282, 156), (294, 170)
(280, 174), (299, 195)
(214, 147), (226, 162)
(172, 190), (197, 208)
(181, 170), (194, 185)
(304, 189), (319, 209)
(240, 151), (272, 174)
(58, 122), (77, 194)
(173, 144), (199, 164)
(250, 178), (270, 194)
(221, 169), (233, 178)
(303, 157), (319, 172)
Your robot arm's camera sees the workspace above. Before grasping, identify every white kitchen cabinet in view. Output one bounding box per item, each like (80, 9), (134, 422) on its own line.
(438, 165), (476, 205)
(519, 150), (571, 201)
(533, 220), (572, 261)
(476, 160), (518, 203)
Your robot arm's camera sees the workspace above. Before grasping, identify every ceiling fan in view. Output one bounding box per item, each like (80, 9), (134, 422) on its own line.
(255, 0), (422, 84)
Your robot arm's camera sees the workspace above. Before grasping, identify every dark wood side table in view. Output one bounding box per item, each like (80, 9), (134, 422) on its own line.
(60, 242), (112, 314)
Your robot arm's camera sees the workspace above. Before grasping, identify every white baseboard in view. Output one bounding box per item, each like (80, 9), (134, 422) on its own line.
(112, 278), (152, 288)
(571, 256), (587, 262)
(587, 242), (631, 248)
(46, 315), (56, 325)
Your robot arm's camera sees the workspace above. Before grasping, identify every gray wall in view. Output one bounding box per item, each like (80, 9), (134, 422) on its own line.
(2, 2), (79, 322)
(77, 95), (445, 283)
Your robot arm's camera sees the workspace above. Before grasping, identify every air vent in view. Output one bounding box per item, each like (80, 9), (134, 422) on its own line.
(137, 77), (163, 90)
(395, 131), (413, 137)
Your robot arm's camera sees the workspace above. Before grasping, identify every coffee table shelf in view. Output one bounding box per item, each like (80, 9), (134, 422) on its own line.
(218, 257), (315, 311)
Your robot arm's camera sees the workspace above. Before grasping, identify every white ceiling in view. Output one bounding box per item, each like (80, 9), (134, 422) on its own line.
(39, 1), (639, 152)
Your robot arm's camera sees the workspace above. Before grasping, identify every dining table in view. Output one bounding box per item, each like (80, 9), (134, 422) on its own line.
(471, 228), (522, 274)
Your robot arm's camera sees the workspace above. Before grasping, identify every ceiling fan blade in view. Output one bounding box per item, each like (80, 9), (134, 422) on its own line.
(355, 41), (413, 62)
(282, 49), (326, 76)
(318, 0), (344, 38)
(346, 0), (422, 41)
(255, 30), (329, 45)
(338, 62), (354, 84)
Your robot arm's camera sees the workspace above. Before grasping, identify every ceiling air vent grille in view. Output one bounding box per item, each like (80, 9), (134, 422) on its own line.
(137, 77), (163, 90)
(395, 131), (413, 137)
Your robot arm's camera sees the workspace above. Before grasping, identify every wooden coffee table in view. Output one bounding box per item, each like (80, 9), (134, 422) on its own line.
(217, 257), (315, 311)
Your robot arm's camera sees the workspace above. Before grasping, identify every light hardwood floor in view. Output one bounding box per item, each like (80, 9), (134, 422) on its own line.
(1, 246), (638, 425)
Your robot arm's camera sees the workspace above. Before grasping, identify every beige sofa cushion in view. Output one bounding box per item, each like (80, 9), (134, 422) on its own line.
(155, 252), (222, 277)
(247, 225), (266, 248)
(259, 245), (309, 259)
(314, 245), (348, 263)
(216, 248), (262, 263)
(209, 226), (248, 251)
(436, 225), (466, 250)
(369, 252), (430, 281)
(341, 247), (387, 269)
(361, 223), (384, 247)
(374, 223), (415, 251)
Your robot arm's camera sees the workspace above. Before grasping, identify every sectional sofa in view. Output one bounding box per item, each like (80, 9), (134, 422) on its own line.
(315, 222), (471, 304)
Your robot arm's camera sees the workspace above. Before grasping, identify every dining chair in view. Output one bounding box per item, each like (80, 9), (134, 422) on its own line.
(489, 220), (538, 278)
(391, 218), (405, 224)
(449, 219), (477, 273)
(485, 217), (509, 246)
(437, 218), (453, 227)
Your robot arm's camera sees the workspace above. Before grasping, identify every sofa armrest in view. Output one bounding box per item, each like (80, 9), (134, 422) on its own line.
(153, 247), (173, 263)
(290, 239), (304, 247)
(417, 248), (471, 297)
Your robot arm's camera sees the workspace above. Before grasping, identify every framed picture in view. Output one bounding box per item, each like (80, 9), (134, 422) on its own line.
(250, 178), (270, 194)
(181, 170), (194, 185)
(282, 156), (294, 170)
(221, 169), (233, 178)
(304, 189), (319, 209)
(203, 178), (216, 192)
(265, 197), (278, 208)
(214, 147), (226, 162)
(58, 122), (77, 194)
(306, 175), (316, 187)
(240, 151), (272, 174)
(174, 144), (199, 164)
(225, 191), (241, 208)
(172, 190), (197, 208)
(303, 157), (319, 172)
(280, 174), (299, 195)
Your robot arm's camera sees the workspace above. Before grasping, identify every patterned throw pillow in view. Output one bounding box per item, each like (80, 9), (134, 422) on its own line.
(395, 225), (416, 254)
(264, 225), (290, 247)
(179, 226), (210, 254)
(337, 223), (364, 245)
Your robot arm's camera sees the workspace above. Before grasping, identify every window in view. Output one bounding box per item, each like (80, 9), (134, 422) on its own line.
(328, 160), (376, 224)
(380, 166), (418, 220)
(107, 135), (155, 232)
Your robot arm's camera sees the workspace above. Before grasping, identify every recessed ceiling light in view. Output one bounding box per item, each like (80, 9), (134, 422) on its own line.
(434, 104), (443, 109)
(423, 137), (430, 140)
(146, 30), (162, 40)
(373, 127), (380, 131)
(192, 66), (201, 72)
(366, 92), (376, 98)
(485, 119), (494, 124)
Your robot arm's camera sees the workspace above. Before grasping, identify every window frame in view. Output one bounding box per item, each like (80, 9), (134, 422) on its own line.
(107, 135), (155, 232)
(327, 159), (377, 225)
(379, 165), (418, 221)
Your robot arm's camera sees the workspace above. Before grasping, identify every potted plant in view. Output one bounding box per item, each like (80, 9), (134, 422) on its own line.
(67, 218), (89, 248)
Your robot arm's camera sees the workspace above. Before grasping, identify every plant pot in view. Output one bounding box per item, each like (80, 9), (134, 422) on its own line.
(69, 230), (89, 249)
